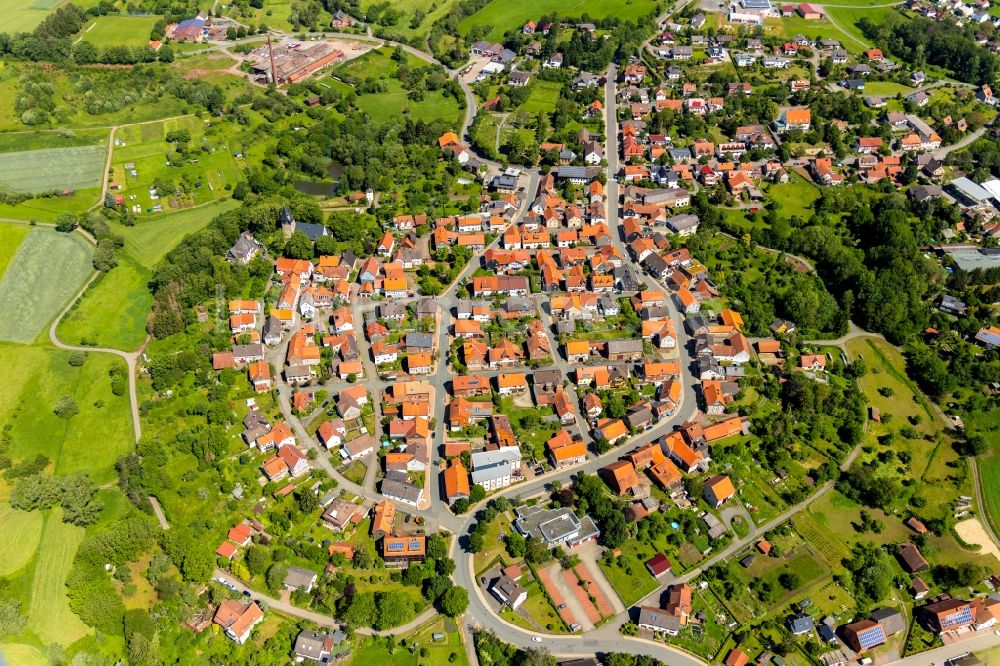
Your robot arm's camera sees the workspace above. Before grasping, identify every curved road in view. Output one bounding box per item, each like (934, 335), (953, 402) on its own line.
(48, 251), (147, 444)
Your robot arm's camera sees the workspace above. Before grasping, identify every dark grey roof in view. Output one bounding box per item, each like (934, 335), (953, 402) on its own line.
(283, 565), (317, 589)
(297, 222), (329, 241)
(405, 332), (434, 349)
(788, 614), (815, 634)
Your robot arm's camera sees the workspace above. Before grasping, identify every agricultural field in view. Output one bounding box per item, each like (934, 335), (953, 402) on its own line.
(0, 144), (106, 192)
(118, 197), (240, 269)
(56, 257), (152, 350)
(0, 227), (93, 343)
(109, 116), (241, 215)
(0, 0), (74, 33)
(81, 15), (160, 48)
(458, 0), (660, 41)
(0, 343), (133, 483)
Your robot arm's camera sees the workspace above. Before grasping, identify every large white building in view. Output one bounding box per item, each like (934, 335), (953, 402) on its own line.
(470, 446), (521, 491)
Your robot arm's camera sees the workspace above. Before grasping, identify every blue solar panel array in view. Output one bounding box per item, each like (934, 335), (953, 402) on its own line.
(858, 625), (885, 649)
(387, 542), (404, 551)
(941, 606), (973, 629)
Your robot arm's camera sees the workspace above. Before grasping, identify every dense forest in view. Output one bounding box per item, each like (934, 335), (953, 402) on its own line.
(708, 188), (938, 343)
(858, 14), (998, 86)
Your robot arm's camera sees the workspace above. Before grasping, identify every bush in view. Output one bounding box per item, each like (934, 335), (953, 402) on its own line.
(53, 395), (79, 419)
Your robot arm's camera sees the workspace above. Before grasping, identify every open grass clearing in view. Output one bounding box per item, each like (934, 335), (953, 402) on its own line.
(26, 509), (91, 646)
(521, 80), (562, 114)
(0, 144), (106, 192)
(56, 257), (151, 350)
(82, 15), (160, 48)
(354, 80), (464, 125)
(0, 227), (93, 343)
(767, 177), (821, 220)
(0, 503), (45, 576)
(458, 0), (659, 41)
(0, 343), (133, 484)
(824, 6), (902, 50)
(118, 197), (239, 269)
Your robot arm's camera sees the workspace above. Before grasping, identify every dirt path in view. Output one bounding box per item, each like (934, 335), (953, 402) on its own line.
(954, 518), (1000, 561)
(48, 271), (148, 444)
(148, 496), (170, 530)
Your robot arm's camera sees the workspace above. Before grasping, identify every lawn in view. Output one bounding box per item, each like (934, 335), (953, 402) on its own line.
(0, 503), (45, 576)
(118, 197), (239, 269)
(0, 343), (133, 484)
(56, 257), (152, 350)
(0, 227), (94, 343)
(864, 81), (915, 97)
(767, 178), (820, 221)
(0, 223), (30, 277)
(82, 15), (160, 48)
(597, 543), (659, 606)
(771, 15), (866, 52)
(458, 0), (659, 41)
(0, 144), (107, 192)
(26, 509), (92, 646)
(521, 81), (562, 114)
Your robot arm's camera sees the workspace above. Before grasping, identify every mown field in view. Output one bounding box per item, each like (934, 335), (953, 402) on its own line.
(0, 503), (45, 576)
(25, 510), (91, 645)
(81, 15), (159, 48)
(0, 144), (106, 192)
(458, 0), (659, 41)
(56, 257), (152, 350)
(0, 227), (93, 343)
(0, 0), (70, 32)
(118, 197), (239, 269)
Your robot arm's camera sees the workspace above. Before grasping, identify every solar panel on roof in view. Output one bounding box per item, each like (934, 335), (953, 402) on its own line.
(387, 542), (404, 551)
(409, 540), (421, 550)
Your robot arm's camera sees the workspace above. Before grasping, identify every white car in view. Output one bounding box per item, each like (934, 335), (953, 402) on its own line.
(531, 637), (542, 643)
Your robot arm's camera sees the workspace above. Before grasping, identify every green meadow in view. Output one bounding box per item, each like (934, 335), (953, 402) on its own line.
(56, 257), (152, 351)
